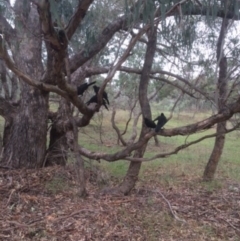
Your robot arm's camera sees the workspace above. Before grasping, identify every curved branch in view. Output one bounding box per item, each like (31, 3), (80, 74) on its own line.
(121, 98), (138, 136)
(168, 92), (184, 121)
(76, 99), (240, 162)
(82, 65), (210, 100)
(127, 111), (141, 145)
(1, 43), (67, 96)
(111, 108), (127, 146)
(150, 75), (197, 99)
(151, 69), (213, 101)
(78, 130), (154, 162)
(0, 36), (95, 118)
(66, 0), (94, 40)
(69, 16), (127, 72)
(125, 123), (239, 162)
(36, 0), (67, 50)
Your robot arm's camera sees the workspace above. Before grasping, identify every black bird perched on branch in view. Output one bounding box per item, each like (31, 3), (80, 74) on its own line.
(93, 85), (110, 105)
(154, 113), (167, 132)
(77, 81), (96, 96)
(86, 95), (109, 110)
(144, 117), (157, 129)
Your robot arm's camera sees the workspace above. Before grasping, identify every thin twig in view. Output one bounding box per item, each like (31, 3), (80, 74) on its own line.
(5, 189), (15, 207)
(222, 218), (240, 233)
(144, 188), (186, 223)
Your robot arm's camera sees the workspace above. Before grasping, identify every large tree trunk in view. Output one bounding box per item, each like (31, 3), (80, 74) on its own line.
(2, 91), (49, 168)
(118, 27), (157, 195)
(203, 121), (226, 180)
(1, 2), (48, 168)
(203, 19), (228, 181)
(46, 98), (73, 166)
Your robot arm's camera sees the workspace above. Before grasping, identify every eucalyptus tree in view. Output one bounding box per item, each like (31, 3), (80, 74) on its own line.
(1, 0), (240, 195)
(203, 18), (240, 180)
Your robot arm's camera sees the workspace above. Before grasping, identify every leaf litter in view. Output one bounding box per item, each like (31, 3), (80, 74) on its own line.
(0, 165), (239, 241)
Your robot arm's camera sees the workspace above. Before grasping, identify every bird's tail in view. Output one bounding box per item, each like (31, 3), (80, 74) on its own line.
(88, 81), (96, 87)
(103, 100), (109, 110)
(105, 98), (110, 105)
(155, 125), (161, 133)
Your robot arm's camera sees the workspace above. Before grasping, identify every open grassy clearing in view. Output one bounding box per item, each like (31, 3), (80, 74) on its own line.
(79, 109), (240, 182)
(0, 109), (239, 240)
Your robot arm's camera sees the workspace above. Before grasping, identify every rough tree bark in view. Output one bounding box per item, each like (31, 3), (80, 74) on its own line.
(0, 60), (10, 100)
(46, 98), (74, 166)
(118, 27), (157, 195)
(203, 18), (228, 181)
(1, 3), (49, 168)
(71, 118), (87, 197)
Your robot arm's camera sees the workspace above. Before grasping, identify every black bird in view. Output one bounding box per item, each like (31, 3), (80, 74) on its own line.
(93, 85), (110, 105)
(86, 95), (109, 110)
(144, 117), (157, 129)
(154, 113), (167, 132)
(77, 81), (96, 96)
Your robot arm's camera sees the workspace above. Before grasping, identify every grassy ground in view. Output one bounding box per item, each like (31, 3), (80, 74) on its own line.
(79, 109), (240, 182)
(0, 109), (240, 240)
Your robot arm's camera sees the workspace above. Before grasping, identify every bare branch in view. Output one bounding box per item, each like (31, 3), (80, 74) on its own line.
(151, 69), (213, 101)
(150, 75), (197, 99)
(0, 36), (96, 118)
(121, 99), (138, 136)
(168, 92), (184, 121)
(69, 16), (126, 72)
(76, 99), (240, 162)
(111, 108), (127, 146)
(0, 36), (60, 92)
(37, 0), (67, 50)
(127, 111), (141, 145)
(125, 123), (240, 162)
(97, 25), (151, 106)
(151, 189), (186, 223)
(66, 0), (94, 40)
(81, 65), (209, 100)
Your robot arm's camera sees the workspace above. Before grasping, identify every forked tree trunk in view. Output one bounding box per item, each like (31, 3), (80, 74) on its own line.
(45, 123), (68, 166)
(46, 99), (73, 166)
(203, 19), (228, 181)
(118, 27), (157, 195)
